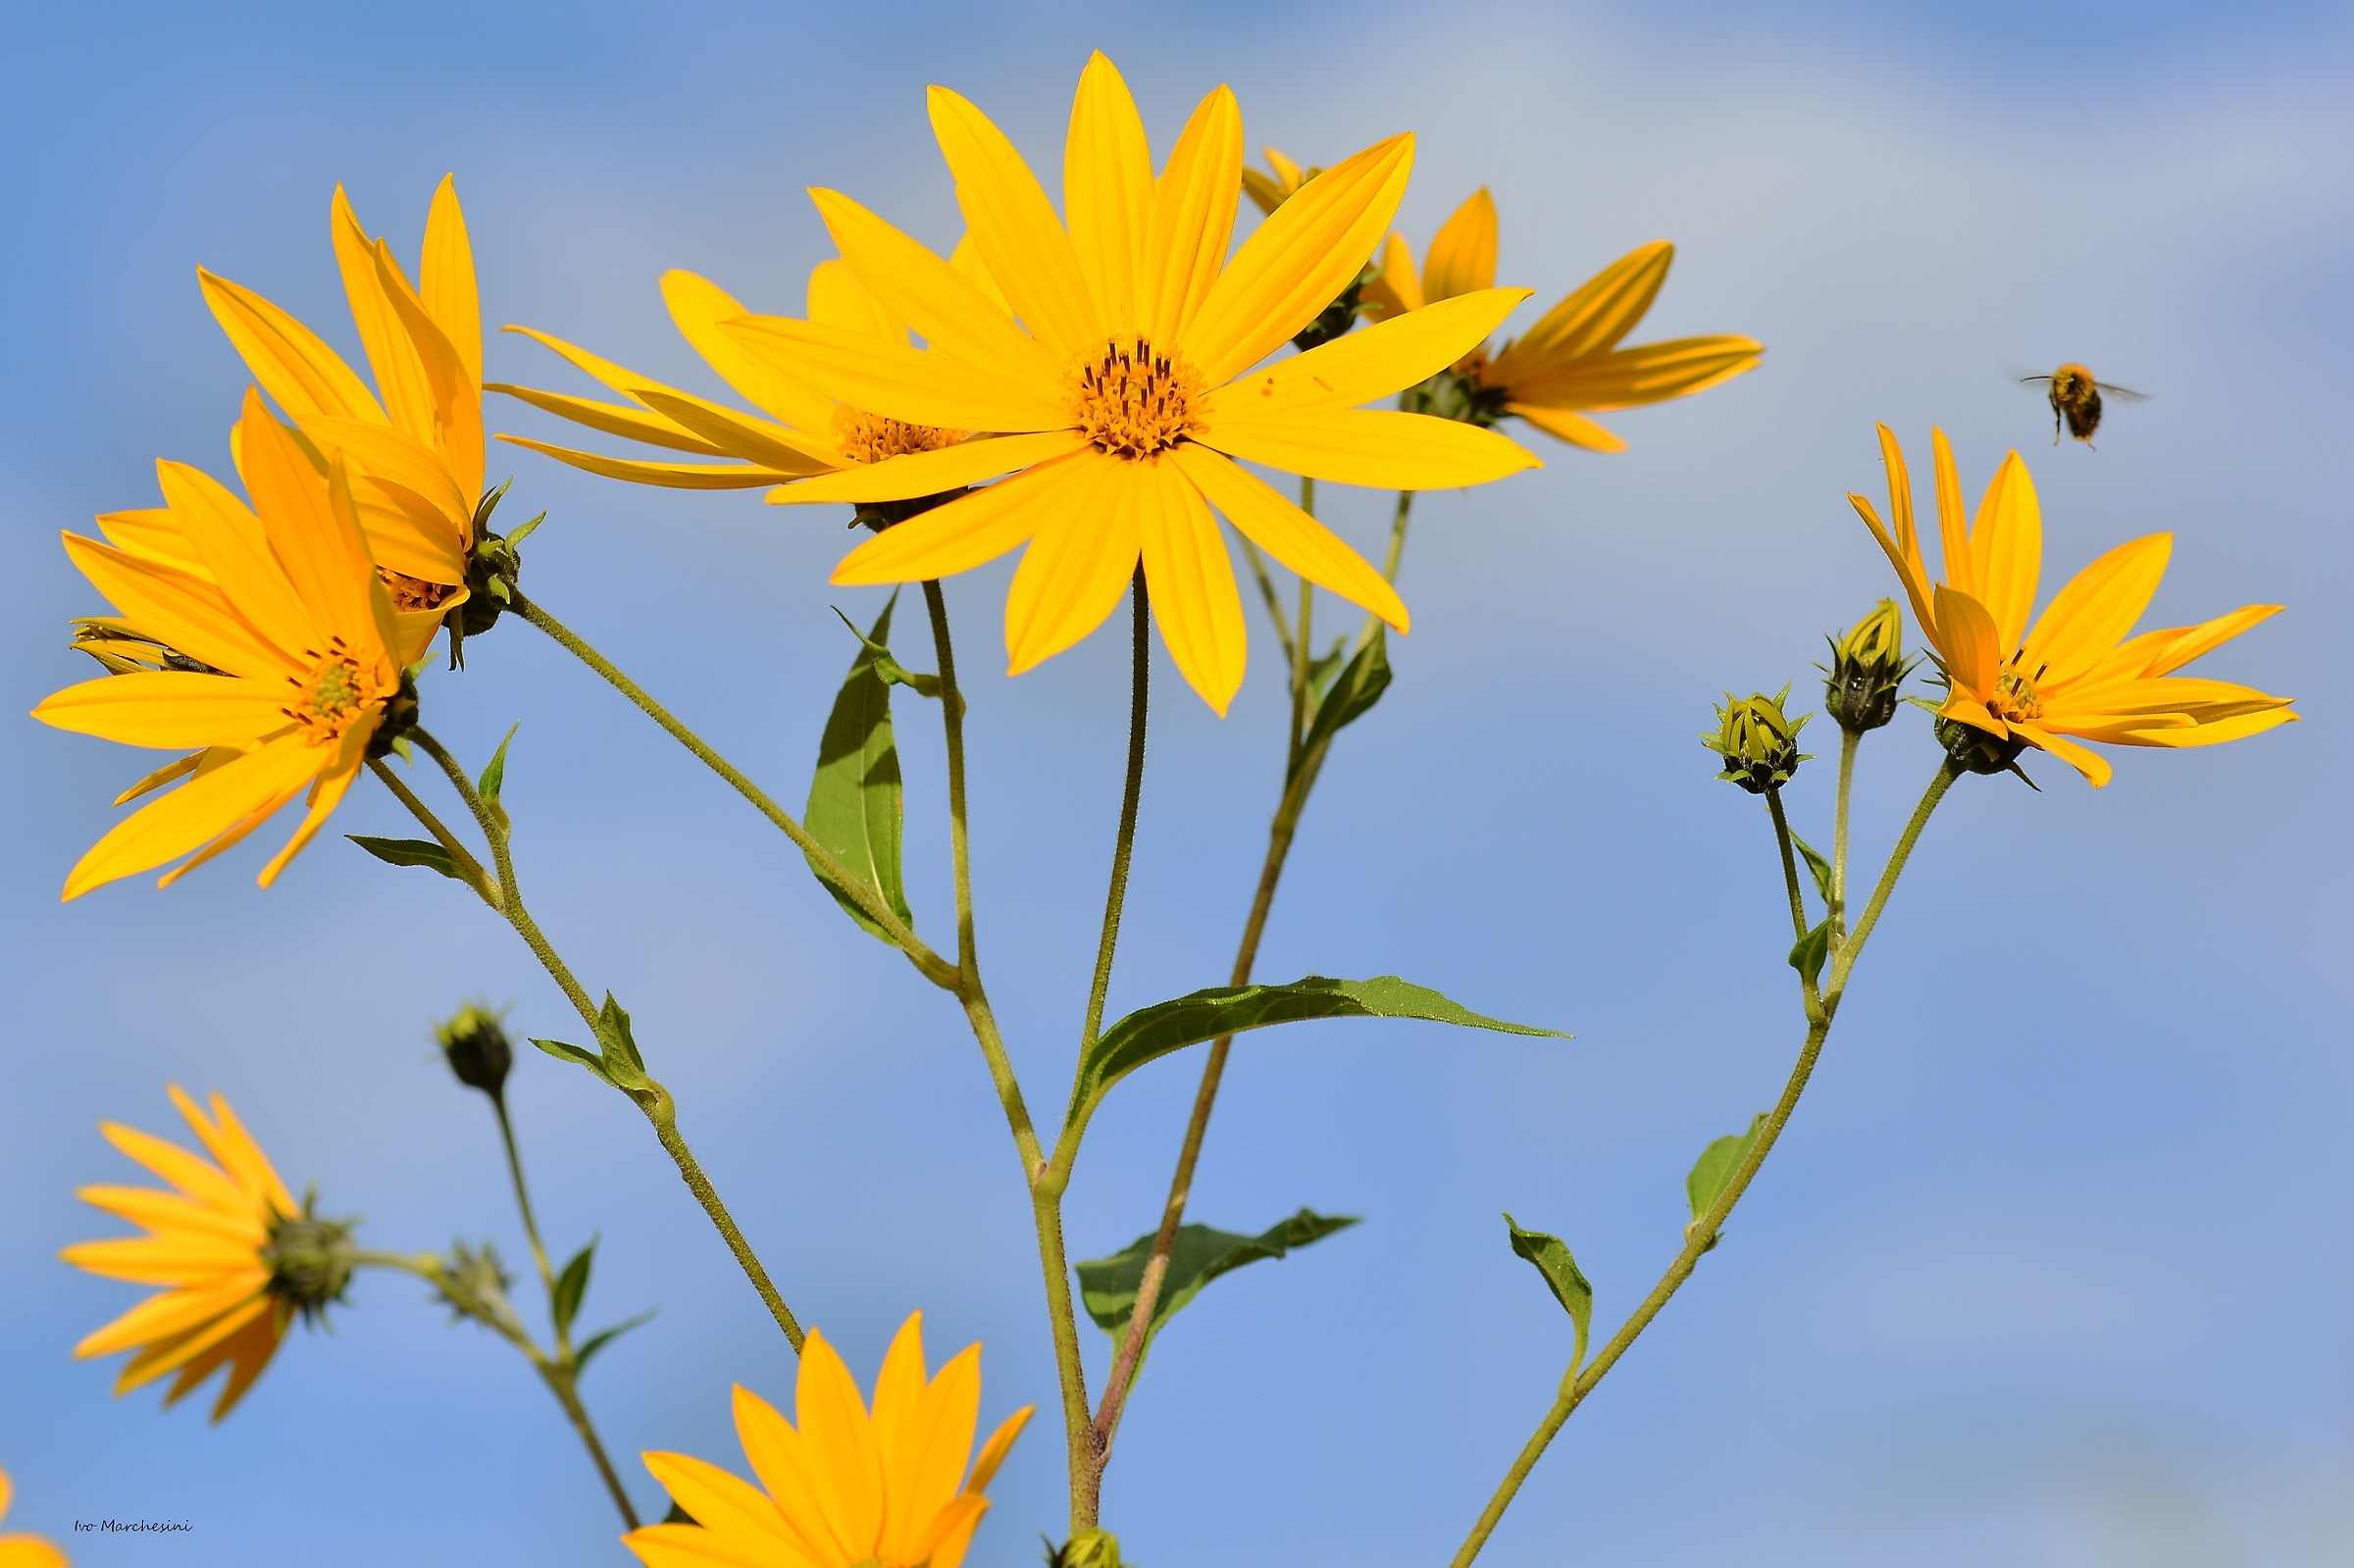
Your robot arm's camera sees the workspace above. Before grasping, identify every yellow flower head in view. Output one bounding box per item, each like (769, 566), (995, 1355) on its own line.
(61, 1087), (302, 1423)
(626, 1313), (1032, 1568)
(34, 391), (406, 897)
(1852, 425), (2295, 786)
(1363, 188), (1763, 451)
(722, 51), (1541, 713)
(198, 177), (485, 656)
(0, 1469), (69, 1568)
(494, 248), (1006, 494)
(1241, 145), (1316, 215)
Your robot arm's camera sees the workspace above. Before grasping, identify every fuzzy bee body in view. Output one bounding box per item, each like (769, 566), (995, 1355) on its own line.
(2021, 362), (2147, 446)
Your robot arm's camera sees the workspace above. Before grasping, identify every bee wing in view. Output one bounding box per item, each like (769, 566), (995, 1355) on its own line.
(2095, 382), (2151, 402)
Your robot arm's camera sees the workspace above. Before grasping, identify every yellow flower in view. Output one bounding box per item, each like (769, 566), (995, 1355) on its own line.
(61, 1087), (300, 1423)
(1241, 145), (1315, 215)
(198, 177), (486, 654)
(723, 52), (1540, 713)
(493, 248), (1006, 492)
(1363, 188), (1763, 452)
(0, 1469), (69, 1568)
(1851, 425), (2295, 786)
(33, 392), (406, 897)
(625, 1313), (1032, 1568)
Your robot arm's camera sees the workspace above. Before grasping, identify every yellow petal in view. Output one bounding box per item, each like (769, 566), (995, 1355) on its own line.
(32, 671), (293, 750)
(1145, 85), (1244, 345)
(256, 747), (366, 887)
(294, 414), (470, 541)
(2115, 708), (2297, 747)
(192, 1302), (285, 1420)
(2010, 723), (2113, 786)
(879, 1340), (980, 1562)
(1184, 132), (1414, 386)
(1197, 408), (1538, 489)
(62, 531), (284, 678)
(767, 430), (1084, 506)
(421, 175), (482, 390)
(723, 313), (1065, 433)
(2127, 603), (2282, 677)
(1497, 335), (1763, 411)
(1489, 241), (1671, 378)
(919, 1495), (992, 1568)
(368, 238), (486, 504)
(1505, 403), (1627, 453)
(92, 1121), (245, 1209)
(1240, 167), (1288, 218)
(806, 258), (903, 342)
(1138, 458), (1247, 714)
(947, 235), (1012, 317)
(829, 450), (1088, 584)
(332, 186), (439, 451)
(197, 268), (384, 424)
(639, 1451), (802, 1556)
(62, 734), (319, 900)
(1169, 444), (1407, 631)
(1422, 187), (1497, 302)
(1970, 450), (2041, 653)
(98, 507), (206, 574)
(492, 435), (784, 489)
(792, 1330), (886, 1556)
(963, 1404), (1033, 1494)
(502, 324), (669, 403)
(1875, 423), (1919, 566)
(663, 270), (841, 431)
(1200, 287), (1529, 419)
(1065, 51), (1154, 331)
(2021, 533), (2173, 684)
(730, 1385), (847, 1564)
(0, 1539), (69, 1568)
(1004, 459), (1141, 676)
(74, 1185), (258, 1242)
(486, 382), (726, 455)
(1359, 230), (1424, 323)
(1931, 584), (2002, 698)
(1930, 429), (1972, 601)
(1846, 491), (1935, 643)
(808, 188), (1062, 390)
(242, 398), (392, 660)
(195, 1091), (296, 1214)
(59, 1234), (261, 1286)
(629, 388), (843, 476)
(927, 83), (1104, 357)
(72, 1272), (261, 1359)
(153, 458), (312, 664)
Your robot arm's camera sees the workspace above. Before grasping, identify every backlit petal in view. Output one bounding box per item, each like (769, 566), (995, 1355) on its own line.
(1488, 241), (1670, 377)
(197, 268), (384, 424)
(421, 175), (483, 390)
(1145, 85), (1244, 345)
(32, 671), (293, 750)
(1139, 459), (1247, 713)
(331, 187), (437, 450)
(927, 85), (1104, 357)
(830, 450), (1088, 584)
(1169, 444), (1407, 631)
(2021, 533), (2173, 684)
(1003, 459), (1141, 675)
(1066, 52), (1154, 332)
(1200, 287), (1529, 418)
(1197, 407), (1539, 489)
(1422, 187), (1498, 302)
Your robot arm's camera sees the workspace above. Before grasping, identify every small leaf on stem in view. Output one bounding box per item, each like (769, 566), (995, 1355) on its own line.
(1076, 1208), (1358, 1371)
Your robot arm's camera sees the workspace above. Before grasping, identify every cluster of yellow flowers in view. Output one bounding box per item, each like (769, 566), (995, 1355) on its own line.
(26, 46), (2296, 1568)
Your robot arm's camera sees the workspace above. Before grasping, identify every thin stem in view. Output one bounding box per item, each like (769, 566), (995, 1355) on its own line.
(366, 757), (498, 907)
(1448, 760), (1963, 1567)
(1831, 728), (1860, 942)
(513, 591), (954, 988)
(492, 1093), (558, 1315)
(1037, 1183), (1097, 1535)
(1079, 570), (1151, 1054)
(1827, 760), (1958, 998)
(1766, 787), (1823, 1021)
(543, 1366), (641, 1530)
(923, 581), (980, 983)
(645, 1093), (806, 1352)
(1236, 535), (1295, 665)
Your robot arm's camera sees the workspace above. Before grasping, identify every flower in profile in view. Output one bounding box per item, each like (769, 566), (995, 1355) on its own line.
(61, 1087), (328, 1423)
(625, 1312), (1031, 1568)
(0, 1469), (68, 1568)
(33, 392), (407, 897)
(1823, 598), (1912, 733)
(198, 177), (486, 657)
(493, 250), (1004, 503)
(1852, 425), (2294, 785)
(1362, 188), (1762, 451)
(723, 52), (1540, 713)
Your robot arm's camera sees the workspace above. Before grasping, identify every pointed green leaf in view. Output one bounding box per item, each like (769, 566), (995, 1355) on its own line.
(478, 723), (520, 806)
(807, 593), (913, 944)
(1074, 975), (1562, 1116)
(347, 835), (464, 881)
(1076, 1208), (1357, 1369)
(831, 605), (945, 699)
(1292, 630), (1391, 780)
(1305, 635), (1347, 703)
(1687, 1112), (1769, 1233)
(531, 1037), (613, 1087)
(1503, 1212), (1593, 1353)
(592, 994), (648, 1090)
(575, 1308), (657, 1373)
(1787, 921), (1830, 986)
(551, 1240), (594, 1336)
(1788, 828), (1834, 907)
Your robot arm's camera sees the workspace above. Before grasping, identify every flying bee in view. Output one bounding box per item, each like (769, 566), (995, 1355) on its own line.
(2021, 363), (2149, 446)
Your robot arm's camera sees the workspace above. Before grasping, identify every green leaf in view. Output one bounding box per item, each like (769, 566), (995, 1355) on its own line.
(1686, 1112), (1769, 1231)
(1787, 921), (1830, 986)
(574, 1308), (657, 1373)
(831, 606), (946, 700)
(530, 1037), (612, 1087)
(477, 724), (520, 809)
(1075, 975), (1562, 1116)
(347, 835), (465, 882)
(504, 512), (544, 547)
(551, 1240), (594, 1336)
(1305, 635), (1347, 703)
(1503, 1212), (1593, 1350)
(592, 994), (649, 1090)
(807, 593), (914, 944)
(1292, 630), (1391, 780)
(1076, 1208), (1357, 1369)
(1788, 828), (1833, 907)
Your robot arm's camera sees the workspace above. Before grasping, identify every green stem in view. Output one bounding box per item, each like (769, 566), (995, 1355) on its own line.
(1831, 728), (1860, 943)
(1826, 760), (1958, 999)
(512, 591), (954, 988)
(541, 1364), (641, 1531)
(923, 581), (981, 985)
(1449, 761), (1963, 1566)
(1037, 1176), (1097, 1535)
(491, 1091), (559, 1323)
(1766, 787), (1823, 1021)
(365, 758), (499, 907)
(396, 728), (806, 1354)
(1079, 570), (1151, 1054)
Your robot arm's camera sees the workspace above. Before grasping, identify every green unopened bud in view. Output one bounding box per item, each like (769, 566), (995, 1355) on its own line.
(432, 1239), (520, 1333)
(1704, 685), (1812, 793)
(1935, 715), (2030, 780)
(1291, 263), (1378, 352)
(1822, 600), (1912, 733)
(433, 1001), (514, 1097)
(1049, 1529), (1128, 1568)
(262, 1195), (358, 1327)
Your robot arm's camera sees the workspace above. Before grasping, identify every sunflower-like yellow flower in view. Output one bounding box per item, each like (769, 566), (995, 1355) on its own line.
(1360, 186), (1762, 452)
(1852, 425), (2295, 785)
(722, 53), (1539, 713)
(34, 392), (406, 897)
(1241, 145), (1316, 215)
(0, 1470), (68, 1568)
(626, 1313), (1031, 1568)
(61, 1088), (303, 1423)
(197, 177), (485, 654)
(493, 249), (1005, 491)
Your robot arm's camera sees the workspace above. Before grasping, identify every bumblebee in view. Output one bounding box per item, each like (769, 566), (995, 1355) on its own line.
(2021, 363), (2148, 445)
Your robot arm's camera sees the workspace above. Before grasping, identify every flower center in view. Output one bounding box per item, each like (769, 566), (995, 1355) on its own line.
(832, 406), (962, 467)
(1069, 337), (1202, 460)
(382, 570), (459, 614)
(282, 638), (384, 744)
(1991, 663), (2044, 724)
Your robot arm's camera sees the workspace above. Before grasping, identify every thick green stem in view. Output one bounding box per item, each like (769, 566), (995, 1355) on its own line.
(1830, 728), (1860, 942)
(512, 591), (954, 987)
(1448, 760), (1962, 1567)
(643, 1088), (805, 1352)
(1766, 787), (1823, 1022)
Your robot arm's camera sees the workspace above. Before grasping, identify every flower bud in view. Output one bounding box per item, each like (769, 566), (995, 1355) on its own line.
(1822, 600), (1911, 733)
(1936, 715), (2029, 779)
(1704, 685), (1812, 793)
(1049, 1529), (1129, 1568)
(261, 1196), (359, 1327)
(433, 1002), (513, 1098)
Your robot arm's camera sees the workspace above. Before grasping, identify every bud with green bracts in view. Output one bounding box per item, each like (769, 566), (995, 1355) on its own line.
(1704, 685), (1813, 793)
(1936, 714), (2030, 780)
(261, 1196), (359, 1327)
(1049, 1528), (1129, 1568)
(434, 1001), (514, 1098)
(1822, 599), (1913, 733)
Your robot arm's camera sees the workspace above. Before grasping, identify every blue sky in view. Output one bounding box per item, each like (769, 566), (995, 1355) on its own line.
(3, 3), (2350, 1565)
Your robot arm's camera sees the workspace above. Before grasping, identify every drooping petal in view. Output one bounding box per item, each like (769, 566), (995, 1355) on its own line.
(61, 734), (320, 900)
(723, 313), (1065, 433)
(255, 747), (366, 887)
(493, 436), (783, 488)
(62, 532), (285, 678)
(628, 388), (843, 477)
(1138, 458), (1248, 714)
(487, 383), (726, 454)
(768, 430), (1085, 506)
(829, 450), (1090, 585)
(1169, 444), (1407, 631)
(1066, 51), (1155, 332)
(1003, 459), (1142, 675)
(1145, 84), (1244, 345)
(1183, 132), (1414, 386)
(1422, 187), (1498, 302)
(1507, 403), (1627, 453)
(1200, 287), (1529, 419)
(927, 85), (1104, 357)
(2010, 723), (2113, 786)
(2021, 533), (2173, 684)
(1196, 408), (1539, 489)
